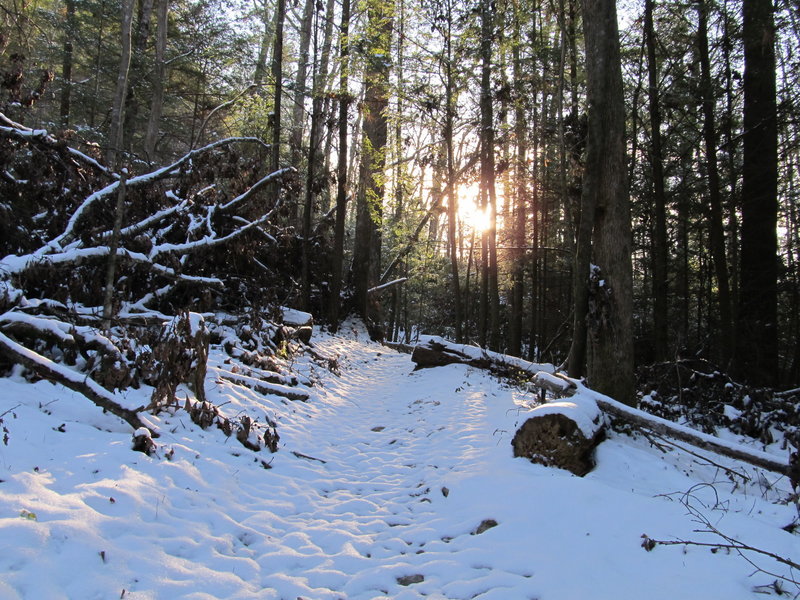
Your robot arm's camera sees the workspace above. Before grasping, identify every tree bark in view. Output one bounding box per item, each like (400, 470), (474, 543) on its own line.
(59, 0), (76, 128)
(645, 0), (669, 362)
(737, 0), (778, 386)
(290, 0), (315, 183)
(478, 0), (500, 349)
(254, 0), (276, 87)
(144, 0), (169, 160)
(327, 0), (351, 328)
(696, 0), (733, 368)
(270, 0), (286, 184)
(442, 0), (463, 343)
(107, 0), (135, 166)
(122, 0), (154, 153)
(578, 0), (635, 404)
(506, 0), (526, 357)
(352, 0), (393, 322)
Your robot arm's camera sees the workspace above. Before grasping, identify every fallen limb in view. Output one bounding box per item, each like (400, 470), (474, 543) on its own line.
(412, 337), (795, 479)
(410, 336), (555, 376)
(0, 331), (151, 434)
(216, 371), (309, 401)
(589, 390), (792, 478)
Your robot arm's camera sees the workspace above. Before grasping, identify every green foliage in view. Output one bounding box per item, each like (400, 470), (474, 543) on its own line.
(229, 93), (275, 141)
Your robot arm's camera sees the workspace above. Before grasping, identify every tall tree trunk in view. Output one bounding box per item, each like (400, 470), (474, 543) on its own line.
(721, 0), (740, 303)
(352, 0), (393, 325)
(270, 0), (286, 188)
(696, 0), (733, 367)
(254, 0), (276, 87)
(444, 6), (463, 344)
(645, 0), (669, 362)
(478, 0), (500, 349)
(107, 0), (135, 166)
(300, 0), (336, 310)
(89, 0), (107, 128)
(577, 0), (635, 404)
(508, 0), (527, 356)
(144, 0), (169, 160)
(290, 0), (315, 182)
(123, 0), (154, 153)
(737, 0), (778, 385)
(327, 0), (351, 328)
(59, 0), (76, 128)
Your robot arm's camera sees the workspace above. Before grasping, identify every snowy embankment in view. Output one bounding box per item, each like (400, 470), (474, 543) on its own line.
(0, 323), (798, 599)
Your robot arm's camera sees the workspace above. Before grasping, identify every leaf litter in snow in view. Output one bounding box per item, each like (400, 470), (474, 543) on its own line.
(0, 326), (798, 599)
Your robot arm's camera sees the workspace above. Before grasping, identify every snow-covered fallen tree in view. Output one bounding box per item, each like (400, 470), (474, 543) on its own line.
(0, 112), (304, 447)
(411, 336), (799, 483)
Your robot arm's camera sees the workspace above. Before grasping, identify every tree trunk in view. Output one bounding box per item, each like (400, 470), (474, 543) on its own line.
(59, 0), (76, 128)
(327, 0), (351, 328)
(645, 0), (669, 362)
(352, 0), (393, 323)
(123, 0), (154, 153)
(106, 0), (135, 166)
(144, 0), (169, 160)
(254, 0), (276, 87)
(89, 0), (108, 129)
(270, 0), (287, 201)
(290, 0), (315, 183)
(696, 0), (733, 368)
(507, 0), (527, 357)
(478, 0), (500, 349)
(445, 32), (463, 343)
(300, 0), (336, 310)
(737, 0), (778, 385)
(579, 0), (635, 405)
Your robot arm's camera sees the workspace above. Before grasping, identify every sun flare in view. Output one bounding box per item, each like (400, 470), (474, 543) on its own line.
(456, 182), (492, 232)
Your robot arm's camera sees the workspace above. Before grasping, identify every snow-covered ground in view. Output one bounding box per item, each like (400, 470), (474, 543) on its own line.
(0, 323), (798, 599)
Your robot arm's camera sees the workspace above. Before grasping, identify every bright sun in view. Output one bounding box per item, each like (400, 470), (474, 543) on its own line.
(456, 182), (492, 232)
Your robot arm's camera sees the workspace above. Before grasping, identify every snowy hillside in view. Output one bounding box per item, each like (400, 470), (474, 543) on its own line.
(0, 323), (797, 599)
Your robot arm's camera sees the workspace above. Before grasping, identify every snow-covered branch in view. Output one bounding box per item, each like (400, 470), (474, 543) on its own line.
(51, 136), (273, 249)
(1, 247), (223, 286)
(0, 331), (150, 434)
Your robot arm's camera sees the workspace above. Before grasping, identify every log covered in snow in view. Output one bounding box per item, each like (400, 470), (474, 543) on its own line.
(512, 396), (604, 476)
(411, 337), (796, 479)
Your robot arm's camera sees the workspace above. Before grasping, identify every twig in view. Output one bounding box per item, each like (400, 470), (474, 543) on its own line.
(291, 451), (327, 464)
(643, 485), (800, 591)
(0, 403), (22, 418)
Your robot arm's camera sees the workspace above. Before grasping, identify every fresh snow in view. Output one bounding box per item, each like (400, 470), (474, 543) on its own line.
(527, 396), (602, 439)
(0, 325), (798, 599)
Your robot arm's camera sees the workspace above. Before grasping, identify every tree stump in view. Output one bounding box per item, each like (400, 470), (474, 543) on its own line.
(512, 400), (604, 476)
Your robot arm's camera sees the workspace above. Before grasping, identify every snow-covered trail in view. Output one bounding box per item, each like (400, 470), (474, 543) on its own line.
(244, 338), (535, 599)
(1, 330), (798, 599)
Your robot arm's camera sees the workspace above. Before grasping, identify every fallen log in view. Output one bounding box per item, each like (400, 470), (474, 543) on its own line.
(411, 337), (796, 480)
(590, 390), (794, 479)
(411, 336), (554, 375)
